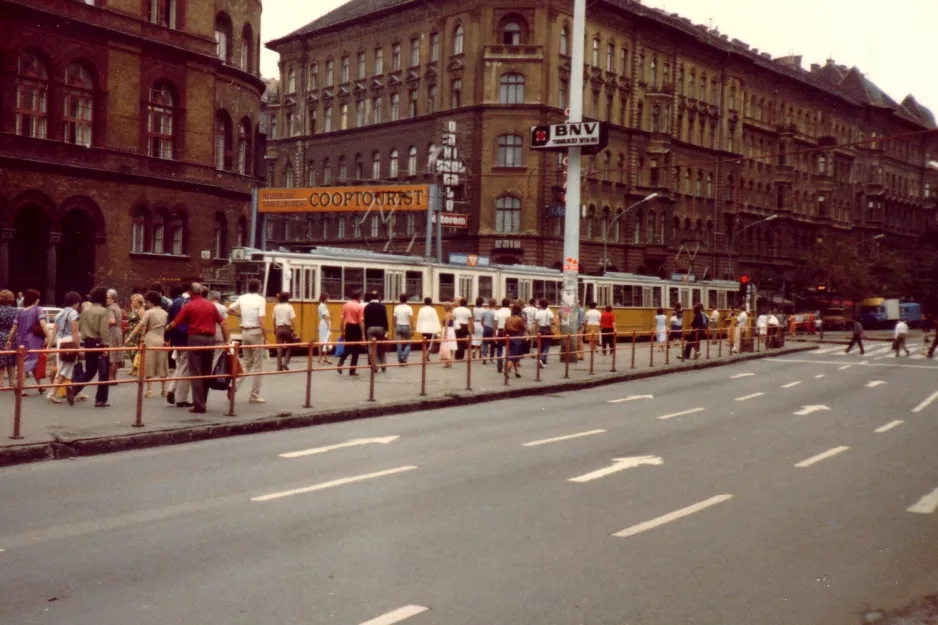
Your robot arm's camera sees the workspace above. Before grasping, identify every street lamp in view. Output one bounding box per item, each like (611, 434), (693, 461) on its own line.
(727, 214), (777, 277)
(602, 192), (658, 275)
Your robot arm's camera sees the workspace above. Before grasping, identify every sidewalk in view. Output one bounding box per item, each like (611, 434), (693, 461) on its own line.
(0, 338), (815, 465)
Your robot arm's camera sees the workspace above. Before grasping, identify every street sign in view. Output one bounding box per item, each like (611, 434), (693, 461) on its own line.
(530, 122), (608, 154)
(449, 253), (490, 267)
(431, 212), (469, 228)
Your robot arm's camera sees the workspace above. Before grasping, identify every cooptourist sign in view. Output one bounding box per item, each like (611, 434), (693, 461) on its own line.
(258, 185), (431, 213)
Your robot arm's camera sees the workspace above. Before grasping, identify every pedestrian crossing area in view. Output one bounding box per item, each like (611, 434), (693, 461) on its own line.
(810, 342), (927, 359)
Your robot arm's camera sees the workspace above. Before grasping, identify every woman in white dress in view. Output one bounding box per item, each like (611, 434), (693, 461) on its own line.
(654, 307), (668, 353)
(439, 303), (457, 367)
(317, 292), (333, 365)
(471, 297), (485, 359)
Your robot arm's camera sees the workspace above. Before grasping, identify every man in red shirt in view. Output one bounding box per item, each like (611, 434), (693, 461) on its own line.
(338, 290), (365, 376)
(600, 305), (616, 356)
(166, 283), (231, 413)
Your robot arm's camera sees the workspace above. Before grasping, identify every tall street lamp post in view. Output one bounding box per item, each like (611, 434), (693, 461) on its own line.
(602, 193), (658, 275)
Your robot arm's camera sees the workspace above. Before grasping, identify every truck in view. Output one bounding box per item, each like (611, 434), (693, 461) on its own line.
(900, 302), (922, 328)
(858, 298), (900, 329)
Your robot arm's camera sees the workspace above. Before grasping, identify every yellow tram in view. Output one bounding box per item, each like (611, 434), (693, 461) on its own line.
(223, 247), (741, 341)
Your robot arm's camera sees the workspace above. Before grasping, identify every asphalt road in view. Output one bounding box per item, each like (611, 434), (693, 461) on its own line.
(1, 341), (938, 625)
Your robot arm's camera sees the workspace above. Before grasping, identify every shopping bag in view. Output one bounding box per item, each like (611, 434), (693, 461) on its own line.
(334, 337), (346, 358)
(35, 352), (47, 380)
(209, 353), (230, 391)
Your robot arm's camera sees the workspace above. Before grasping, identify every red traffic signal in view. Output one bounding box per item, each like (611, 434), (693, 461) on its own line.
(740, 274), (751, 285)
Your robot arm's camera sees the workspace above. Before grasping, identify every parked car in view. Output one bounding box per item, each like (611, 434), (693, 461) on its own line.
(42, 307), (62, 325)
(821, 307), (847, 330)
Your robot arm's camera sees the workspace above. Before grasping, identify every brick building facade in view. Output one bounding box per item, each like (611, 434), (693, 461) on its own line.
(266, 0), (938, 295)
(0, 0), (264, 302)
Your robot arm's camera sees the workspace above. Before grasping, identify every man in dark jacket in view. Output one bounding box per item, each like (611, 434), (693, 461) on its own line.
(363, 291), (390, 372)
(845, 319), (865, 355)
(681, 303), (707, 360)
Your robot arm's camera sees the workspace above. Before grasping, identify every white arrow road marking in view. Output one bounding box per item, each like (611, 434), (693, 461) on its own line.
(912, 391), (938, 413)
(866, 380), (888, 388)
(280, 436), (400, 459)
(839, 365), (852, 370)
(874, 420), (904, 433)
(613, 494), (734, 538)
(657, 407), (706, 420)
(908, 488), (938, 514)
(251, 466), (418, 502)
(730, 373), (755, 379)
(793, 405), (830, 416)
(795, 446), (850, 467)
(735, 393), (764, 401)
(782, 381), (802, 389)
(359, 605), (430, 625)
(523, 429), (606, 447)
(608, 394), (654, 404)
(569, 456), (663, 483)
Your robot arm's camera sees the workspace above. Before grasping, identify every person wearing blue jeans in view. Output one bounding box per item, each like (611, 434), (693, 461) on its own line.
(534, 298), (555, 366)
(392, 293), (415, 364)
(481, 298), (496, 363)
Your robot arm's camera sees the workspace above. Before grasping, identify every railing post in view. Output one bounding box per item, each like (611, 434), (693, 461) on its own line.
(589, 332), (595, 375)
(11, 346), (25, 439)
(564, 335), (571, 379)
(756, 330), (761, 352)
(649, 330), (654, 367)
(630, 331), (636, 370)
(718, 327), (723, 358)
(465, 334), (472, 391)
(304, 340), (314, 408)
(368, 338), (377, 402)
(611, 331), (617, 373)
(680, 329), (685, 360)
(706, 328), (711, 360)
(535, 332), (542, 382)
(419, 336), (428, 397)
(133, 343), (147, 428)
(665, 332), (671, 365)
(503, 335), (510, 386)
(226, 344), (237, 417)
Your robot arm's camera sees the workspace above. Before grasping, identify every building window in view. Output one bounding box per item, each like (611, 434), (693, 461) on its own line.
(390, 93), (400, 120)
(407, 213), (416, 235)
(324, 59), (334, 86)
(453, 25), (464, 55)
(605, 43), (614, 72)
(370, 215), (379, 238)
(410, 37), (420, 66)
(286, 67), (296, 93)
(389, 149), (399, 177)
(503, 22), (521, 45)
(650, 57), (657, 86)
(559, 79), (568, 108)
(284, 162), (294, 187)
(214, 213), (228, 259)
(63, 62), (93, 146)
(307, 161), (316, 186)
(591, 37), (600, 66)
(407, 146), (418, 176)
(338, 156), (347, 181)
(689, 72), (695, 97)
(215, 13), (232, 63)
(428, 85), (437, 113)
(620, 47), (628, 75)
(499, 73), (525, 104)
(699, 73), (707, 101)
(309, 108), (317, 134)
(309, 62), (318, 89)
(214, 111), (232, 170)
(340, 103), (348, 130)
(706, 174), (713, 197)
(495, 196), (521, 233)
(148, 0), (177, 28)
(241, 24), (254, 72)
(560, 26), (569, 55)
(237, 120), (250, 174)
(409, 89), (418, 117)
(372, 151), (381, 179)
(355, 99), (364, 126)
(392, 43), (401, 70)
(729, 87), (736, 110)
(132, 207), (149, 253)
(286, 111), (296, 137)
(651, 105), (660, 133)
(322, 159), (331, 185)
(170, 213), (185, 256)
(374, 48), (383, 74)
(695, 172), (702, 197)
(324, 106), (332, 132)
(14, 52), (49, 139)
(340, 55), (349, 83)
(354, 153), (363, 180)
(496, 134), (523, 167)
(357, 52), (366, 78)
(147, 81), (175, 159)
(373, 96), (383, 124)
(430, 33), (440, 61)
(451, 79), (462, 107)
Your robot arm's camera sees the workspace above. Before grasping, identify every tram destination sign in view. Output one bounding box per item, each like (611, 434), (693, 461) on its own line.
(258, 185), (430, 213)
(529, 122), (608, 154)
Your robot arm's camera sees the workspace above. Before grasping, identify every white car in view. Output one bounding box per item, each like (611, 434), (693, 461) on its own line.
(42, 307), (62, 324)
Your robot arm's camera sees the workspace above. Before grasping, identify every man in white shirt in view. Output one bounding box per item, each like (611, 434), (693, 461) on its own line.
(493, 297), (512, 372)
(584, 302), (602, 351)
(272, 291), (297, 371)
(534, 298), (555, 366)
(522, 298), (538, 355)
(733, 308), (749, 354)
(767, 310), (780, 348)
(894, 319), (910, 357)
(452, 298), (473, 360)
(228, 279), (269, 403)
(393, 293), (415, 364)
(709, 307), (721, 345)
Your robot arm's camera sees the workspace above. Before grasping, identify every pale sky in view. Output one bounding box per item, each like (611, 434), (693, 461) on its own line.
(260, 0), (938, 114)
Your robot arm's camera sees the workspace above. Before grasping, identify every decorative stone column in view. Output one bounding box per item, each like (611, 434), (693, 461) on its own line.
(46, 232), (60, 305)
(0, 229), (13, 289)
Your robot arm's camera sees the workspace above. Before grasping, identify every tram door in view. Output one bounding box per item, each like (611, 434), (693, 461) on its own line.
(385, 271), (405, 302)
(579, 280), (596, 306)
(595, 284), (612, 307)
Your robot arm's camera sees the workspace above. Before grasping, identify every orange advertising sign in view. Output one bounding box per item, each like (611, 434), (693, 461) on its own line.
(258, 185), (430, 213)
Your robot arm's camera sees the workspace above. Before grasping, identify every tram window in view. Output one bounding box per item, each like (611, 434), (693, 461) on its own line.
(321, 266), (342, 300)
(680, 289), (691, 309)
(506, 278), (519, 301)
(633, 286), (644, 307)
(291, 268), (301, 298)
(668, 287), (679, 308)
(728, 291), (739, 308)
(718, 291), (727, 309)
(652, 287), (662, 308)
(406, 271), (423, 300)
(266, 265), (283, 298)
(478, 276), (493, 300)
(518, 280), (532, 303)
(692, 288), (702, 306)
(613, 285), (626, 306)
(708, 289), (718, 310)
(365, 268), (385, 299)
(439, 272), (455, 302)
(384, 272), (403, 302)
(584, 283), (594, 306)
(304, 269), (315, 301)
(545, 280), (561, 305)
(345, 267), (365, 298)
(458, 275), (472, 301)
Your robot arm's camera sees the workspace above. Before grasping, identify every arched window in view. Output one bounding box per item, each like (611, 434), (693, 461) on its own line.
(695, 172), (702, 197)
(147, 81), (175, 159)
(633, 210), (642, 244)
(496, 134), (523, 167)
(286, 67), (296, 94)
(560, 25), (569, 56)
(706, 173), (713, 197)
(338, 156), (348, 181)
(15, 52), (49, 139)
(321, 158), (331, 185)
(729, 87), (736, 110)
(63, 62), (93, 146)
(284, 161), (294, 187)
(688, 71), (696, 97)
(307, 161), (316, 186)
(170, 211), (186, 256)
(495, 196), (521, 234)
(699, 72), (707, 101)
(214, 213), (228, 259)
(389, 149), (399, 178)
(237, 119), (251, 175)
(647, 211), (656, 244)
(354, 153), (364, 180)
(499, 73), (525, 104)
(237, 215), (248, 247)
(372, 151), (381, 179)
(241, 23), (254, 72)
(453, 24), (464, 55)
(148, 0), (178, 28)
(591, 37), (600, 66)
(132, 206), (149, 253)
(503, 21), (521, 45)
(407, 146), (418, 176)
(651, 105), (660, 133)
(152, 209), (167, 254)
(214, 110), (232, 170)
(649, 57), (657, 86)
(215, 12), (233, 63)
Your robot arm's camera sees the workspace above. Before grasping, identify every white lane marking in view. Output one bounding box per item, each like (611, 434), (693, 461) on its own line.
(280, 436), (400, 459)
(569, 455), (663, 483)
(251, 466), (418, 502)
(815, 374), (826, 379)
(839, 365), (852, 370)
(782, 381), (802, 389)
(874, 355), (890, 361)
(816, 347), (843, 354)
(793, 405), (830, 416)
(608, 394), (654, 404)
(730, 373), (755, 379)
(865, 380), (888, 388)
(795, 446), (850, 468)
(874, 420), (904, 433)
(523, 429), (606, 447)
(613, 494), (734, 538)
(735, 393), (765, 401)
(912, 391), (938, 413)
(908, 488), (938, 514)
(657, 407), (706, 420)
(775, 358), (938, 370)
(911, 354), (925, 360)
(359, 605), (430, 625)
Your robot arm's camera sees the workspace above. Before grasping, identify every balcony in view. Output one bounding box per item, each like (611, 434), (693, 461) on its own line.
(483, 45), (544, 62)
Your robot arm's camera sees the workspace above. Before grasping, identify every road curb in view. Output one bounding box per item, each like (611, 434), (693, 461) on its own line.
(0, 346), (817, 467)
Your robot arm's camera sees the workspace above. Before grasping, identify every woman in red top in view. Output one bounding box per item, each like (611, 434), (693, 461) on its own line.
(600, 305), (616, 356)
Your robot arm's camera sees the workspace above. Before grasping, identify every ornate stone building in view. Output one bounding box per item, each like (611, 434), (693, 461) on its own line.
(0, 0), (265, 301)
(266, 0), (938, 294)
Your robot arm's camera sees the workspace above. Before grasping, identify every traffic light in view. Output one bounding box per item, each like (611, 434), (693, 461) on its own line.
(738, 274), (751, 300)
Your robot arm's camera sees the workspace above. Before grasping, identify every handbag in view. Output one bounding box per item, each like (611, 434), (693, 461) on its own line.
(54, 310), (79, 363)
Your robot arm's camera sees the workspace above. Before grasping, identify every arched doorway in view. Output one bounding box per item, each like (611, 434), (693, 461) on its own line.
(9, 205), (49, 297)
(58, 209), (96, 301)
